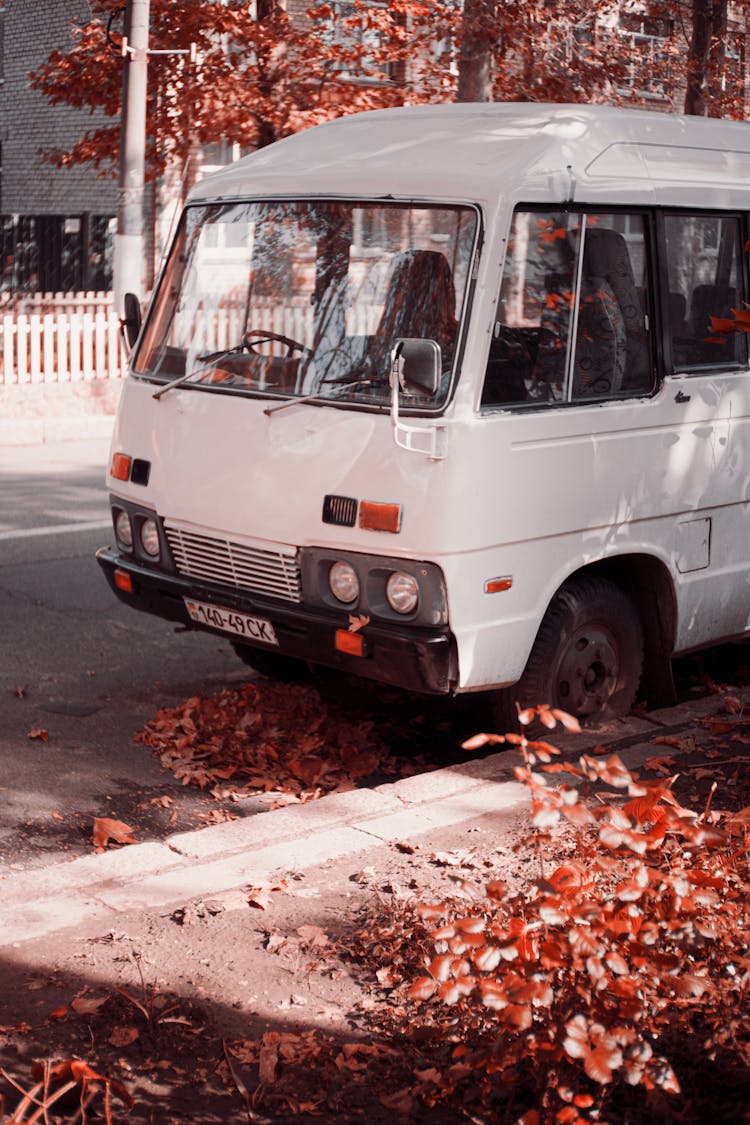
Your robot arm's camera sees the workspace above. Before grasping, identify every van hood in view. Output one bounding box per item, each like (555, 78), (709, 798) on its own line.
(108, 377), (444, 553)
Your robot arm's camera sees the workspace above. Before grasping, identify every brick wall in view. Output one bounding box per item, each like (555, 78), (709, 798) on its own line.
(0, 0), (118, 215)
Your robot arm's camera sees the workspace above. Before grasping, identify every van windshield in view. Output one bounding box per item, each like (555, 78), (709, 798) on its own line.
(134, 199), (478, 410)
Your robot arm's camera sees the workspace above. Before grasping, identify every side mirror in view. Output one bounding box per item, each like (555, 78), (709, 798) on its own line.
(392, 338), (441, 396)
(122, 292), (142, 351)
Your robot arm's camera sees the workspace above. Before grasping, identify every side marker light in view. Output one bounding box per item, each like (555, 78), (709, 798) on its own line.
(485, 576), (513, 594)
(114, 569), (134, 593)
(335, 628), (366, 657)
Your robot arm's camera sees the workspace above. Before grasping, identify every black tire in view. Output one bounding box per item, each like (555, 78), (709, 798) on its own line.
(231, 643), (311, 683)
(491, 574), (643, 731)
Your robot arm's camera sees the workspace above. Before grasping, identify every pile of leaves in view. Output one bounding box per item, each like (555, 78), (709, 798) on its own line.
(335, 706), (749, 1123)
(134, 681), (420, 806)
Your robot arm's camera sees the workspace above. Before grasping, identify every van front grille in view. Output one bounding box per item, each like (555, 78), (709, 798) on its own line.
(164, 522), (302, 603)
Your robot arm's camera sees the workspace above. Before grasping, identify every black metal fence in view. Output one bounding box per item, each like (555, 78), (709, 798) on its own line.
(0, 213), (115, 296)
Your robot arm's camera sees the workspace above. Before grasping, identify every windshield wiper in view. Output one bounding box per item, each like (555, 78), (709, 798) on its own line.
(151, 347), (242, 400)
(263, 378), (381, 416)
(152, 369), (201, 401)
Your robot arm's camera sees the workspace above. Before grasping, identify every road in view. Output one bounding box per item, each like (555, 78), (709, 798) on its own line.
(0, 435), (479, 874)
(0, 435), (257, 871)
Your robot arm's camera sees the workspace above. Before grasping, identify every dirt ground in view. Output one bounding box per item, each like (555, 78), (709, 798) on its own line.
(1, 654), (749, 1123)
(0, 807), (531, 1124)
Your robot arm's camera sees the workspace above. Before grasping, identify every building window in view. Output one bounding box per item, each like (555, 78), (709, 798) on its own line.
(0, 214), (115, 295)
(617, 14), (673, 102)
(319, 2), (397, 85)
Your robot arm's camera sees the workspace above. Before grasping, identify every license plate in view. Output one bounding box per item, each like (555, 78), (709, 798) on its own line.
(183, 598), (278, 645)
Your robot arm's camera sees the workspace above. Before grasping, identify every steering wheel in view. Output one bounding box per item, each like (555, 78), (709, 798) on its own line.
(242, 330), (310, 358)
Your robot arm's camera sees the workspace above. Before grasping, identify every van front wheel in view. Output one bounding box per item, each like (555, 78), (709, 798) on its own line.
(493, 575), (643, 730)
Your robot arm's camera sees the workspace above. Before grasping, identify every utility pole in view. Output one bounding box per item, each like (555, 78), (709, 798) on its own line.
(113, 0), (150, 315)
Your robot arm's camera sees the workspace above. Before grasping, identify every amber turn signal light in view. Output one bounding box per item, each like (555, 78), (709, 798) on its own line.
(358, 501), (401, 533)
(114, 569), (133, 593)
(110, 452), (132, 481)
(335, 628), (366, 657)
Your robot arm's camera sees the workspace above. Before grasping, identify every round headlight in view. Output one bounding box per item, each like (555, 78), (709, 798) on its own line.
(386, 571), (419, 614)
(139, 517), (160, 558)
(114, 509), (133, 549)
(329, 560), (359, 604)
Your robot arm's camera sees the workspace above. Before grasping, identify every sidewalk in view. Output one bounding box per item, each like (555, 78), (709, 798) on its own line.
(1, 686), (737, 950)
(0, 381), (119, 446)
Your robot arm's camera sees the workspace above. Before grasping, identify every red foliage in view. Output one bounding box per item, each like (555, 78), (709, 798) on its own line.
(28, 0), (457, 180)
(397, 707), (750, 1121)
(30, 0), (750, 187)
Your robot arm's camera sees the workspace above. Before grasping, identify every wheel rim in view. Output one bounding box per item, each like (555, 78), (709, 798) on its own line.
(553, 625), (619, 717)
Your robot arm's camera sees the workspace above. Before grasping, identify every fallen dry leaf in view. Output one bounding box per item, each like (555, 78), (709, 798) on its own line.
(380, 1088), (414, 1113)
(149, 795), (174, 808)
(246, 879), (289, 910)
(725, 805), (750, 834)
(92, 816), (137, 852)
(264, 932), (287, 954)
(643, 754), (679, 774)
(27, 728), (49, 742)
(108, 1025), (139, 1047)
(71, 992), (108, 1016)
(197, 808), (239, 824)
(259, 1033), (279, 1084)
(296, 924), (328, 947)
(351, 866), (377, 884)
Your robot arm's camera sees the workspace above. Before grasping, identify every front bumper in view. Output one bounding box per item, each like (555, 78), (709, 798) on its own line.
(96, 546), (458, 695)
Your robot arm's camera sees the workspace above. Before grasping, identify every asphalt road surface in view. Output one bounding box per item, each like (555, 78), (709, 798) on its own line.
(0, 435), (482, 874)
(0, 435), (256, 871)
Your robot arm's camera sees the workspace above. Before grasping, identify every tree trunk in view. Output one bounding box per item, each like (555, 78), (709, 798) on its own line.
(684, 0), (714, 115)
(456, 0), (496, 103)
(707, 0), (729, 115)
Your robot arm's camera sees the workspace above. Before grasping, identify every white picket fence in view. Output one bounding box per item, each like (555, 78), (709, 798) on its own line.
(9, 290), (113, 315)
(195, 304), (381, 355)
(1, 308), (125, 385)
(0, 295), (385, 387)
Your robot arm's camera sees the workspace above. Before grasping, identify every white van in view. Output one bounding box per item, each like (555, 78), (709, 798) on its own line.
(98, 102), (750, 726)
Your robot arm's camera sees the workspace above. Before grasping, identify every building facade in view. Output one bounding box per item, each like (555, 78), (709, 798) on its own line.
(0, 1), (748, 297)
(0, 0), (118, 294)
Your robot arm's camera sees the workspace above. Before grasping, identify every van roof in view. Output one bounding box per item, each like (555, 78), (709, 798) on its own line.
(189, 102), (750, 209)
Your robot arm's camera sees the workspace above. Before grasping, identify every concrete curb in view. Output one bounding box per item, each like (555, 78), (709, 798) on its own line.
(3, 684), (745, 949)
(0, 755), (527, 947)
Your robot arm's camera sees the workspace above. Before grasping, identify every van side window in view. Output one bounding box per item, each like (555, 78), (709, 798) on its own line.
(482, 210), (654, 407)
(663, 213), (747, 370)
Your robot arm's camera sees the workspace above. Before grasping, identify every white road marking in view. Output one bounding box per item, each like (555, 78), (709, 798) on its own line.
(0, 519), (111, 542)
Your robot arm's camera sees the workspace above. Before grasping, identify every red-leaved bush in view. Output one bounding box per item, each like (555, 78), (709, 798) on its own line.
(405, 706), (750, 1122)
